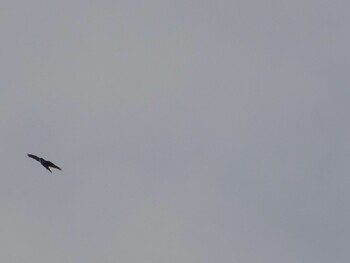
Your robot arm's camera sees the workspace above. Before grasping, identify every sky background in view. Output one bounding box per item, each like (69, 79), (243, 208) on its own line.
(1, 1), (350, 262)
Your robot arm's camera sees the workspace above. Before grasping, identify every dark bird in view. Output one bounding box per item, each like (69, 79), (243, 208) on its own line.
(27, 154), (62, 173)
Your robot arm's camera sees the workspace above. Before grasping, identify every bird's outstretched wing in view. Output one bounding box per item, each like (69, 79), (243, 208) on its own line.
(27, 154), (40, 162)
(47, 161), (62, 171)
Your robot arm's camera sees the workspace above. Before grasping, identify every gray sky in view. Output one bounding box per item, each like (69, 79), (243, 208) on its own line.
(1, 1), (350, 262)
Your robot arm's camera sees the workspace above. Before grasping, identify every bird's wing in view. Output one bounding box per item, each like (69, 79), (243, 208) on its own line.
(47, 161), (62, 171)
(27, 154), (40, 162)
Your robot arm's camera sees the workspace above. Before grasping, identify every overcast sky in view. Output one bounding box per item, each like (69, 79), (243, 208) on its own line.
(1, 1), (350, 262)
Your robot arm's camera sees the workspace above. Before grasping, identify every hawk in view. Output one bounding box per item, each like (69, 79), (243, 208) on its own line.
(27, 154), (62, 173)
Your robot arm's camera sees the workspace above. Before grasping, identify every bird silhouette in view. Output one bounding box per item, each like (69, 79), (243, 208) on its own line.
(27, 154), (62, 173)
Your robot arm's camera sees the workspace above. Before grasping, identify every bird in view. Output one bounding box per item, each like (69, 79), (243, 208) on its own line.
(27, 154), (62, 173)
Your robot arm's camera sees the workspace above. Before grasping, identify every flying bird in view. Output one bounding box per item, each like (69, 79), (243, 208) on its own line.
(27, 154), (62, 173)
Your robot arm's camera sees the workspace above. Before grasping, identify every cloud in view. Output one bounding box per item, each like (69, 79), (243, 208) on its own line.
(2, 1), (350, 262)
